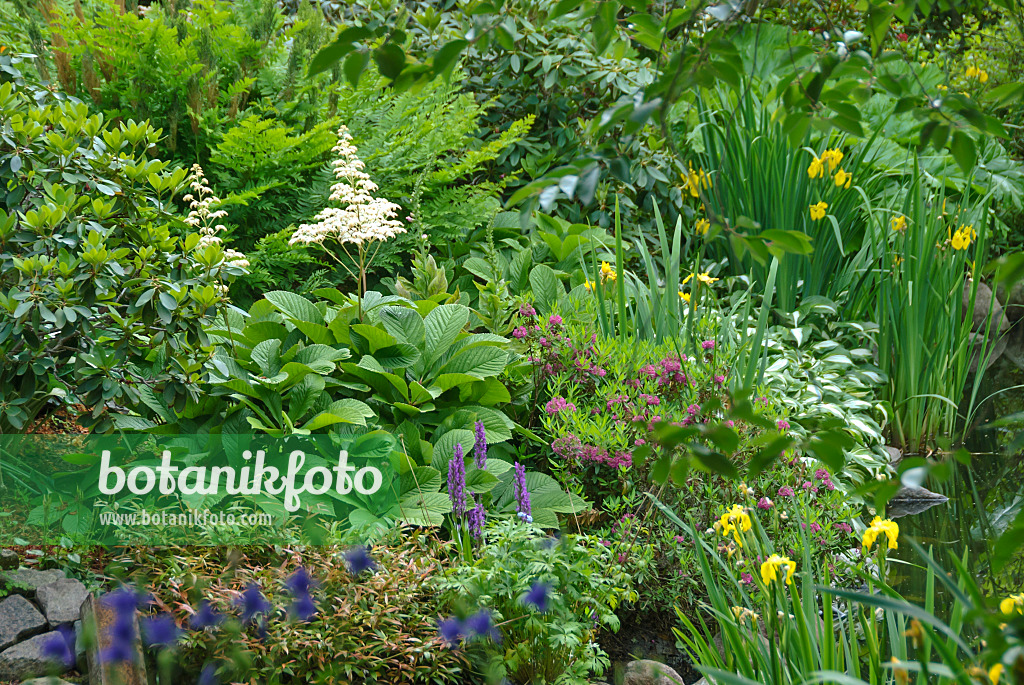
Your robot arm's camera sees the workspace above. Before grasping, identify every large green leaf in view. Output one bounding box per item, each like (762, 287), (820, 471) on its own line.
(390, 491), (451, 526)
(437, 346), (508, 378)
(529, 264), (562, 314)
(251, 339), (282, 377)
(301, 399), (375, 431)
(264, 291), (324, 324)
(431, 429), (474, 472)
(424, 304), (469, 366)
(465, 467), (499, 494)
(379, 305), (426, 347)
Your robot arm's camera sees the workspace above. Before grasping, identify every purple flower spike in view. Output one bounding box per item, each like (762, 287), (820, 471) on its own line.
(468, 497), (486, 539)
(465, 609), (502, 643)
(513, 462), (531, 519)
(473, 420), (488, 469)
(100, 586), (148, 665)
(448, 443), (467, 517)
(142, 613), (182, 648)
(438, 617), (465, 648)
(101, 617), (137, 664)
(103, 586), (149, 615)
(198, 663), (219, 685)
(344, 545), (377, 575)
(236, 584), (270, 625)
(42, 624), (76, 668)
(523, 582), (550, 612)
(286, 567), (318, 622)
(190, 600), (223, 630)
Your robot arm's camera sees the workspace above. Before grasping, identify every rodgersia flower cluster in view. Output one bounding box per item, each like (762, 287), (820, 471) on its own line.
(183, 164), (249, 269)
(290, 125), (405, 247)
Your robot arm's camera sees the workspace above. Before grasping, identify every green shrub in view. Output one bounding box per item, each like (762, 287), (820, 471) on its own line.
(133, 535), (469, 685)
(436, 518), (636, 685)
(0, 77), (241, 432)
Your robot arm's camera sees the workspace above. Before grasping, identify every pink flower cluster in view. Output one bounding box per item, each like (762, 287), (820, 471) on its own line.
(552, 433), (631, 469)
(545, 396), (577, 415)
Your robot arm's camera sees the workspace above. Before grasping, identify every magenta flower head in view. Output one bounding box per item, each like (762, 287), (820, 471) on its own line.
(512, 326), (528, 339)
(814, 468), (830, 481)
(809, 522), (822, 533)
(714, 374), (726, 385)
(777, 419), (791, 431)
(778, 486), (795, 498)
(548, 314), (563, 326)
(701, 340), (715, 350)
(835, 522), (853, 533)
(473, 420), (488, 469)
(740, 572), (754, 585)
(544, 396), (576, 415)
(519, 303), (536, 317)
(448, 443), (467, 517)
(513, 461), (531, 519)
(757, 497), (773, 510)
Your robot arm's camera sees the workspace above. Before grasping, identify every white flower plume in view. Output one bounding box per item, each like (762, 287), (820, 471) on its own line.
(290, 125), (405, 247)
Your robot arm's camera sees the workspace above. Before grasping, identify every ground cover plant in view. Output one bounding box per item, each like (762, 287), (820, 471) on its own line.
(1, 0), (1024, 684)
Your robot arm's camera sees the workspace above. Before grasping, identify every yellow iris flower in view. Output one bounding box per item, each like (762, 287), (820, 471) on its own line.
(678, 291), (690, 302)
(862, 516), (899, 553)
(990, 664), (1003, 684)
(697, 272), (719, 285)
(600, 261), (617, 282)
(718, 504), (752, 547)
(949, 224), (976, 251)
(695, 218), (710, 236)
(807, 155), (824, 179)
(760, 554), (796, 585)
(891, 215), (907, 232)
(1000, 593), (1023, 615)
(834, 168), (852, 189)
(683, 166), (712, 198)
(966, 66), (989, 83)
(584, 279), (596, 291)
(809, 201), (828, 221)
(821, 148), (844, 173)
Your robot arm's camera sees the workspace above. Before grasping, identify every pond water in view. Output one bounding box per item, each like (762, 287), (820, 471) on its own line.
(891, 325), (1024, 610)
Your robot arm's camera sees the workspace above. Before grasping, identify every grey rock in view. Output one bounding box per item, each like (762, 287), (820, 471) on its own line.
(0, 550), (18, 570)
(0, 594), (47, 650)
(0, 569), (66, 596)
(693, 680), (716, 685)
(0, 630), (70, 680)
(623, 659), (685, 685)
(966, 281), (1009, 333)
(884, 445), (902, 466)
(887, 485), (949, 518)
(37, 578), (89, 625)
(1006, 283), (1024, 323)
(965, 281), (1009, 373)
